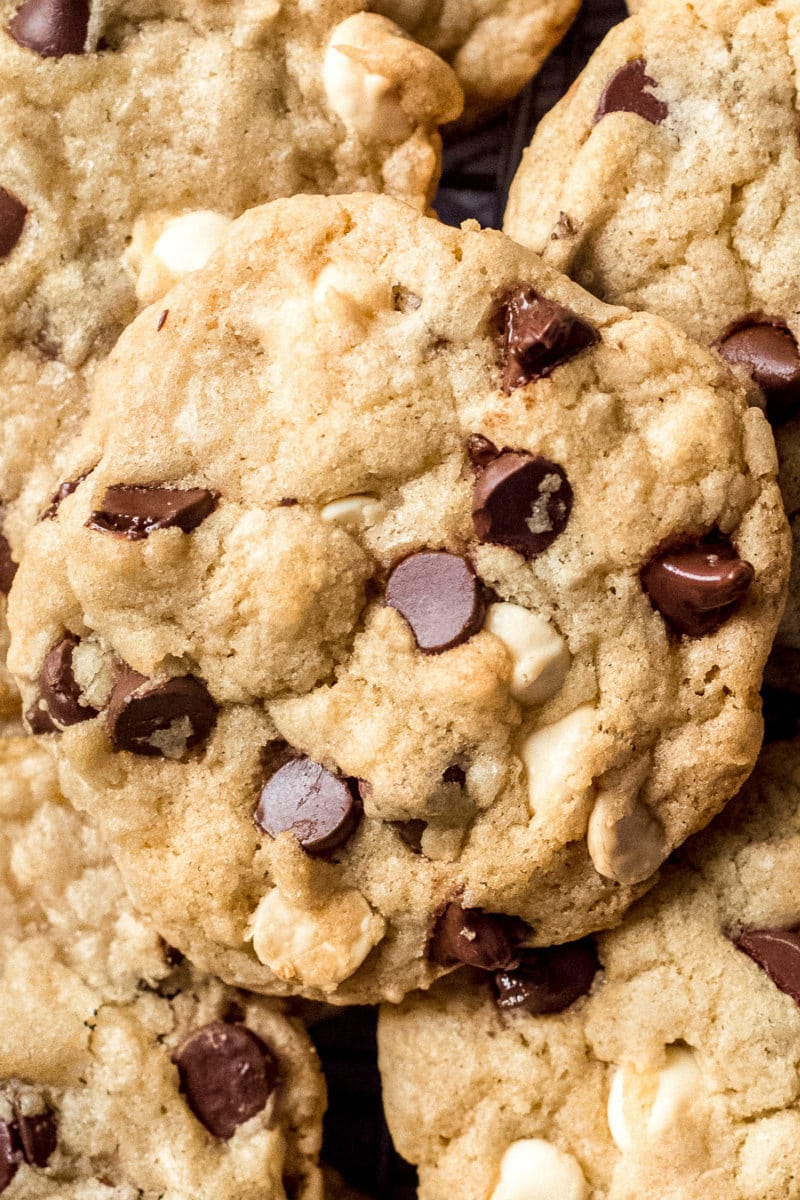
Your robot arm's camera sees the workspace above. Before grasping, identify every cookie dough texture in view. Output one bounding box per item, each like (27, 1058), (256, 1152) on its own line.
(369, 0), (580, 124)
(0, 734), (326, 1199)
(8, 193), (788, 1003)
(379, 740), (800, 1200)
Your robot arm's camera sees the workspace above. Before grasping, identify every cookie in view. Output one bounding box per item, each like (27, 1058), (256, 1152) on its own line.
(0, 733), (326, 1199)
(7, 192), (788, 1003)
(369, 0), (580, 125)
(379, 737), (800, 1200)
(503, 0), (800, 653)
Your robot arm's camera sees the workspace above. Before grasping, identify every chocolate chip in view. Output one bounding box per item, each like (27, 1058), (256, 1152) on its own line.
(33, 634), (98, 730)
(429, 902), (521, 970)
(87, 484), (217, 540)
(0, 188), (26, 260)
(0, 534), (17, 594)
(385, 552), (486, 654)
(594, 58), (668, 126)
(16, 1112), (56, 1168)
(494, 939), (599, 1015)
(442, 764), (467, 786)
(8, 0), (89, 56)
(255, 757), (362, 855)
(156, 308), (169, 331)
(641, 535), (754, 636)
(173, 1022), (278, 1140)
(733, 928), (800, 1005)
(0, 1123), (18, 1194)
(717, 320), (800, 427)
(40, 467), (94, 521)
(473, 451), (572, 559)
(466, 435), (499, 469)
(497, 287), (599, 392)
(392, 819), (426, 853)
(107, 665), (218, 757)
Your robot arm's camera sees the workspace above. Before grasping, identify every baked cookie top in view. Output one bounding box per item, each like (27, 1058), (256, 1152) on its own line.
(369, 0), (580, 123)
(379, 738), (800, 1200)
(0, 733), (326, 1199)
(8, 192), (788, 1003)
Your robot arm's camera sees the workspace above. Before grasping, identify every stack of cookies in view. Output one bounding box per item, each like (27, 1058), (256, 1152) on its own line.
(1, 1), (799, 1197)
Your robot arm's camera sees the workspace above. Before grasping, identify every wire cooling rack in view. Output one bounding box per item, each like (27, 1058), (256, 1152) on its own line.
(310, 4), (629, 1196)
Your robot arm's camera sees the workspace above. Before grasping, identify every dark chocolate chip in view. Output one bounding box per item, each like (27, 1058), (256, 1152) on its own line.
(717, 320), (800, 427)
(87, 484), (217, 540)
(466, 435), (499, 469)
(8, 0), (89, 56)
(255, 757), (362, 855)
(173, 1022), (278, 1140)
(107, 665), (217, 757)
(429, 902), (521, 970)
(385, 552), (486, 654)
(733, 927), (800, 1005)
(0, 1123), (18, 1194)
(40, 467), (94, 521)
(497, 286), (599, 393)
(24, 701), (59, 735)
(0, 188), (26, 260)
(442, 763), (467, 786)
(494, 939), (599, 1015)
(0, 533), (17, 594)
(16, 1112), (56, 1168)
(473, 451), (572, 559)
(36, 634), (98, 729)
(641, 535), (754, 637)
(156, 308), (169, 332)
(594, 58), (668, 126)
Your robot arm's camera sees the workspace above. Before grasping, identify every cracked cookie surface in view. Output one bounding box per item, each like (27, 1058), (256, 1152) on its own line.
(379, 737), (800, 1200)
(7, 192), (788, 1003)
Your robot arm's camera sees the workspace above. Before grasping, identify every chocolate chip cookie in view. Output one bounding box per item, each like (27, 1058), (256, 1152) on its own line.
(8, 192), (788, 1003)
(504, 0), (800, 656)
(0, 734), (326, 1198)
(369, 0), (580, 125)
(379, 737), (800, 1200)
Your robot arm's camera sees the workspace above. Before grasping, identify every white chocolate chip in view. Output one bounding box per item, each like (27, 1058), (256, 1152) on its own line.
(587, 787), (667, 885)
(247, 887), (385, 992)
(320, 494), (385, 529)
(485, 603), (570, 705)
(490, 1139), (589, 1200)
(313, 261), (394, 327)
(519, 704), (597, 816)
(151, 211), (233, 277)
(608, 1046), (703, 1153)
(323, 18), (411, 141)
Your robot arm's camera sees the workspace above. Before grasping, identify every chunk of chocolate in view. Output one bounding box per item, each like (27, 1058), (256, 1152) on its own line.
(429, 902), (521, 970)
(494, 939), (599, 1015)
(733, 927), (800, 1005)
(0, 533), (17, 594)
(107, 665), (217, 757)
(8, 0), (89, 56)
(466, 435), (499, 469)
(40, 467), (94, 521)
(34, 634), (98, 729)
(87, 484), (217, 540)
(173, 1022), (278, 1140)
(255, 757), (361, 855)
(386, 552), (486, 653)
(717, 320), (800, 427)
(16, 1112), (56, 1168)
(473, 451), (572, 559)
(0, 188), (26, 260)
(497, 287), (598, 393)
(641, 535), (754, 636)
(594, 59), (668, 125)
(0, 1123), (18, 1194)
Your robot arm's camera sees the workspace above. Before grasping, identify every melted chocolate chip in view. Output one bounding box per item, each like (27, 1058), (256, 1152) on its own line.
(107, 665), (218, 757)
(473, 451), (572, 559)
(40, 467), (94, 521)
(0, 1123), (18, 1194)
(16, 1112), (56, 1168)
(429, 902), (521, 970)
(641, 535), (754, 636)
(385, 552), (486, 654)
(8, 0), (89, 56)
(255, 757), (362, 855)
(497, 287), (599, 393)
(0, 533), (17, 594)
(173, 1022), (278, 1140)
(35, 634), (98, 729)
(466, 435), (499, 469)
(717, 320), (800, 427)
(733, 928), (800, 1005)
(24, 701), (59, 735)
(87, 484), (217, 540)
(494, 939), (599, 1015)
(0, 188), (26, 260)
(594, 58), (668, 126)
